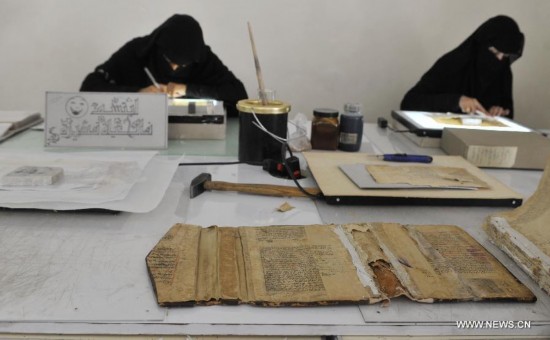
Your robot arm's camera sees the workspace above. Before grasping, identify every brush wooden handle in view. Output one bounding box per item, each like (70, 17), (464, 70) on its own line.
(204, 180), (321, 197)
(247, 22), (268, 105)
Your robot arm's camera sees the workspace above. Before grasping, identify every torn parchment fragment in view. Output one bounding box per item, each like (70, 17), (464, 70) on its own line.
(277, 202), (294, 212)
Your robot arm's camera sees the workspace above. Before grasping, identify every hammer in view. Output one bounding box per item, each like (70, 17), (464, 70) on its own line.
(190, 173), (321, 198)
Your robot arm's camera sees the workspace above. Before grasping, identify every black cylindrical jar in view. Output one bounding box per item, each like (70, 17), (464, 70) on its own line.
(237, 99), (291, 165)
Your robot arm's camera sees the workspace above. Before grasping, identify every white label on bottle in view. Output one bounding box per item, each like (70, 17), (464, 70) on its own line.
(339, 132), (358, 144)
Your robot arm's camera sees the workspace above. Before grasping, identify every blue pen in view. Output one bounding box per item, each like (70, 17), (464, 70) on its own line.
(378, 153), (433, 163)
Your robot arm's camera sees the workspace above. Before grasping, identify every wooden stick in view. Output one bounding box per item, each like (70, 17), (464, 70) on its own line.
(205, 180), (321, 197)
(247, 22), (268, 105)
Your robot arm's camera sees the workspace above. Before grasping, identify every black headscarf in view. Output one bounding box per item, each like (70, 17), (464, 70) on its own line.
(140, 14), (206, 65)
(474, 15), (524, 60)
(468, 16), (524, 98)
(136, 14), (207, 82)
(401, 15), (525, 118)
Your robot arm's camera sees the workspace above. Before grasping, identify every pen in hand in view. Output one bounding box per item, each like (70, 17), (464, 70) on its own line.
(144, 67), (161, 90)
(378, 153), (433, 163)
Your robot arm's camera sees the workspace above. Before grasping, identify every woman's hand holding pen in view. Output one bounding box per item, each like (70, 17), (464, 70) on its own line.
(166, 82), (187, 98)
(142, 67), (186, 97)
(139, 82), (186, 97)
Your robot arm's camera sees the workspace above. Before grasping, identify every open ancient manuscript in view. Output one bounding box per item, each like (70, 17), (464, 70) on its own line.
(485, 158), (550, 294)
(146, 223), (534, 306)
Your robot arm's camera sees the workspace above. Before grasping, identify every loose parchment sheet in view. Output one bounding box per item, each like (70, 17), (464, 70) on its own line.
(485, 158), (550, 294)
(365, 164), (489, 189)
(146, 223), (534, 306)
(433, 116), (508, 127)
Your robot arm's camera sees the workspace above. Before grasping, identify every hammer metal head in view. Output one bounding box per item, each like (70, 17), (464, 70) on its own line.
(190, 172), (212, 198)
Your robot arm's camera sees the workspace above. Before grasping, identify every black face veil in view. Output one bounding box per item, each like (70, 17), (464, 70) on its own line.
(140, 14), (207, 67)
(472, 15), (525, 62)
(439, 15), (524, 74)
(469, 16), (525, 94)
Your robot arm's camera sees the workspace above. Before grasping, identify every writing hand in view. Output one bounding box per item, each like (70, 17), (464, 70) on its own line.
(459, 96), (488, 115)
(167, 82), (187, 98)
(488, 106), (510, 117)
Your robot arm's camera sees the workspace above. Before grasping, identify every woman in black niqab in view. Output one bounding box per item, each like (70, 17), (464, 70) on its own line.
(400, 15), (524, 119)
(80, 14), (247, 117)
(143, 15), (207, 83)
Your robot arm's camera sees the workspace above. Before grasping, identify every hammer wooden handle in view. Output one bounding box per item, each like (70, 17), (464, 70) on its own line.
(204, 180), (321, 197)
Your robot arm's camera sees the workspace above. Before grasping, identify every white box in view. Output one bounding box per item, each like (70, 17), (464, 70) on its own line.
(168, 99), (226, 140)
(441, 128), (550, 169)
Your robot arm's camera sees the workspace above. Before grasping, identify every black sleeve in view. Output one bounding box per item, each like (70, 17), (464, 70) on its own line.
(400, 60), (462, 113)
(401, 88), (462, 113)
(501, 70), (514, 119)
(185, 48), (248, 117)
(80, 39), (147, 93)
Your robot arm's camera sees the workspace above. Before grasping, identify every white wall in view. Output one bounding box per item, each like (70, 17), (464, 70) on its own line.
(1, 0), (549, 129)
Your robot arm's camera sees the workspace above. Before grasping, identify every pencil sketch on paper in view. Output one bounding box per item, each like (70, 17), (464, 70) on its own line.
(46, 95), (153, 145)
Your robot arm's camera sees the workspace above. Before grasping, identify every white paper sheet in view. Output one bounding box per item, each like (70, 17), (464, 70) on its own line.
(0, 224), (166, 322)
(0, 151), (181, 212)
(0, 151), (154, 204)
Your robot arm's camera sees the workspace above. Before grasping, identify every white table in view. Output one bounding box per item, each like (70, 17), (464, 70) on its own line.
(0, 124), (549, 338)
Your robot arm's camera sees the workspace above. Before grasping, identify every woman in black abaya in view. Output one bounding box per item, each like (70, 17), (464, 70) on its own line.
(80, 14), (247, 117)
(400, 15), (524, 119)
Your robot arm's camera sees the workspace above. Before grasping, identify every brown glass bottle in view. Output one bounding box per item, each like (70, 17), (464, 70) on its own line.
(311, 108), (339, 150)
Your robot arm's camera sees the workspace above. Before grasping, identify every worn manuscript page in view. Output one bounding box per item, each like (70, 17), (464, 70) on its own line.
(146, 223), (383, 306)
(433, 116), (507, 127)
(365, 165), (489, 189)
(485, 158), (550, 293)
(344, 223), (534, 302)
(146, 224), (250, 305)
(238, 224), (381, 305)
(146, 224), (202, 306)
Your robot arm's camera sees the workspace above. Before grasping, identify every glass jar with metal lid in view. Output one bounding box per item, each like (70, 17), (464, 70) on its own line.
(311, 108), (339, 150)
(237, 99), (291, 165)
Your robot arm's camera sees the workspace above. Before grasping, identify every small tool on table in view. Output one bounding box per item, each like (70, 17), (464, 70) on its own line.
(190, 173), (321, 199)
(378, 153), (433, 163)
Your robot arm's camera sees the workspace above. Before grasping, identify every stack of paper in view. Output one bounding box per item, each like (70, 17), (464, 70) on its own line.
(485, 159), (550, 294)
